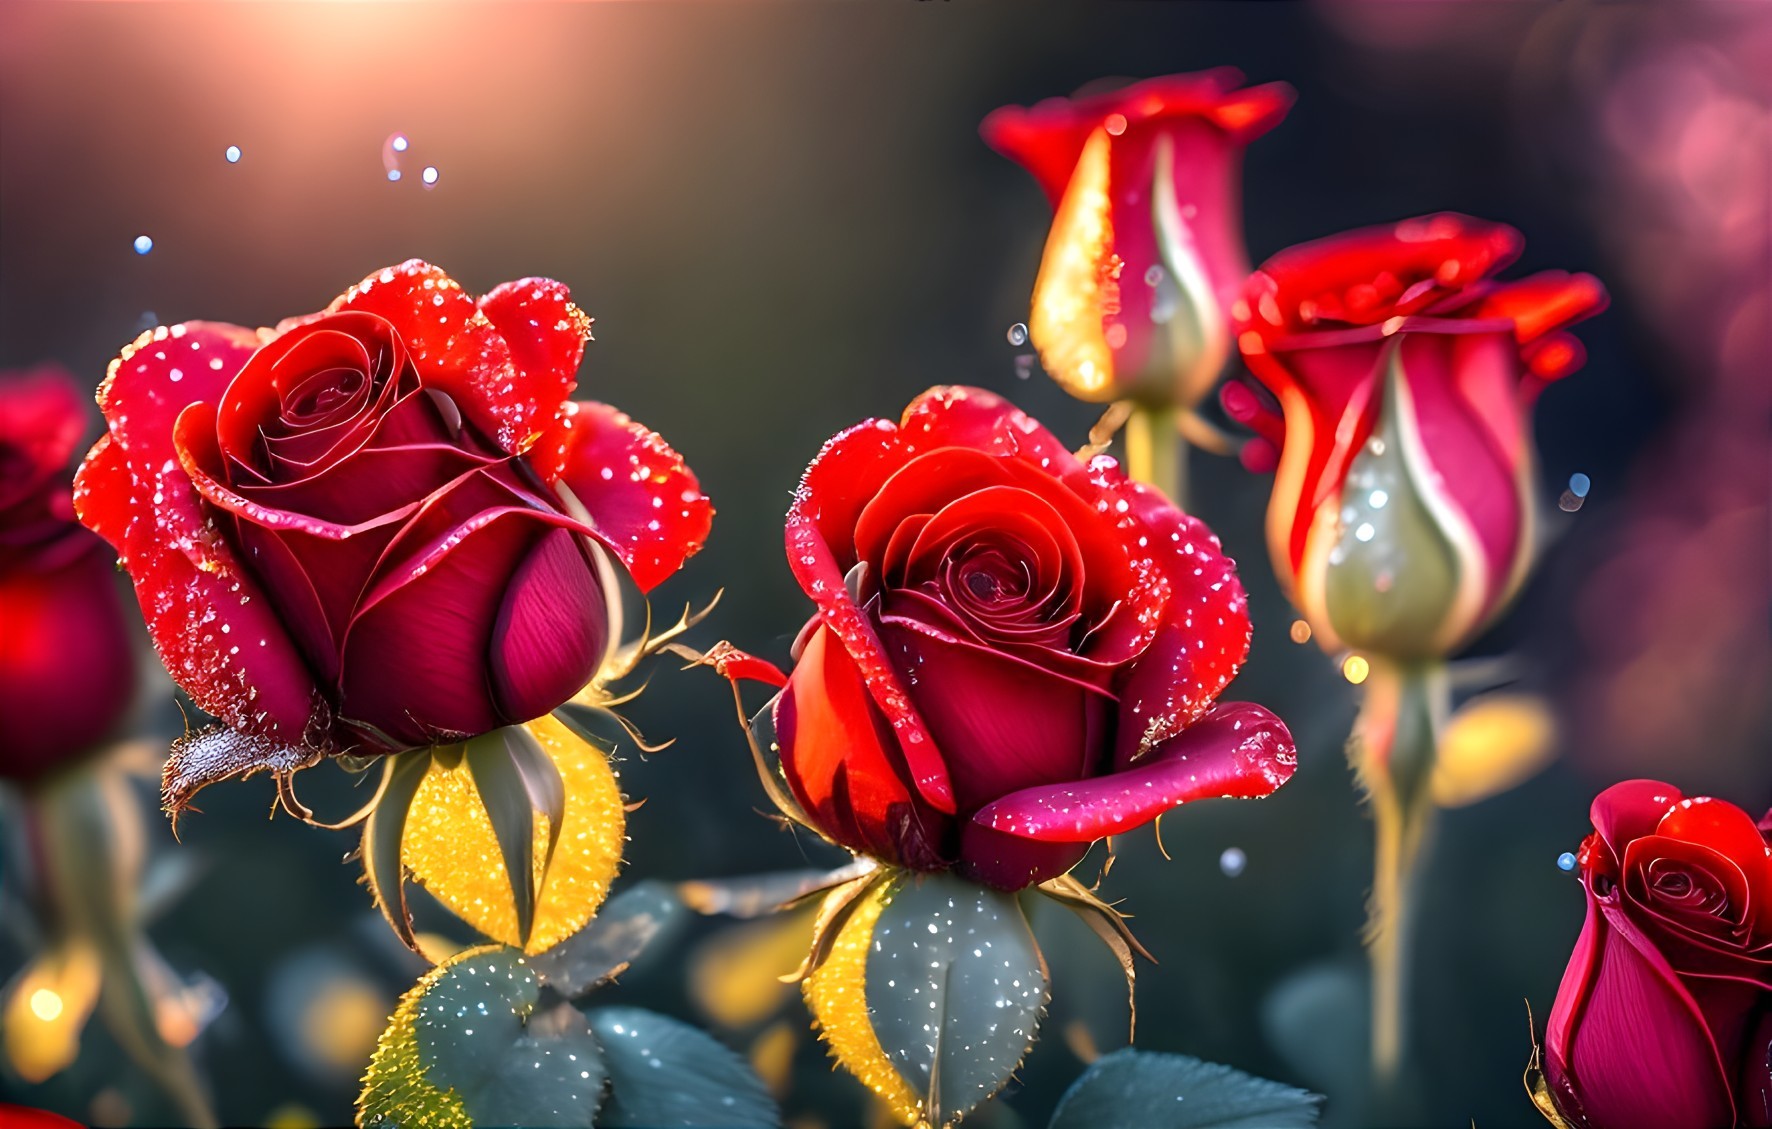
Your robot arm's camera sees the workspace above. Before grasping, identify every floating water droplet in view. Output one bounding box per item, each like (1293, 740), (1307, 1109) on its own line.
(1006, 322), (1028, 347)
(1557, 851), (1577, 872)
(422, 166), (439, 187)
(1559, 472), (1591, 512)
(132, 235), (153, 255)
(1219, 847), (1246, 877)
(391, 134), (409, 153)
(1145, 264), (1166, 287)
(224, 145), (242, 163)
(387, 169), (402, 182)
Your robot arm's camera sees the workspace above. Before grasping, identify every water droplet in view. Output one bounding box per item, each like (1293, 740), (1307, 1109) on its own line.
(1145, 264), (1166, 287)
(224, 144), (242, 164)
(1006, 322), (1028, 346)
(1557, 851), (1577, 872)
(1219, 847), (1246, 877)
(1342, 654), (1370, 685)
(422, 165), (440, 187)
(1288, 619), (1312, 644)
(1559, 472), (1591, 512)
(133, 235), (154, 255)
(391, 134), (409, 153)
(387, 169), (402, 182)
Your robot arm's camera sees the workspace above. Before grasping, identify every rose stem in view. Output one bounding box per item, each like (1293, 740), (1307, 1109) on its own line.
(1122, 402), (1188, 508)
(1352, 657), (1448, 1099)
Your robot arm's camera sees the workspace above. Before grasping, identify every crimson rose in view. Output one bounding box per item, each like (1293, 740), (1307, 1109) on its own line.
(768, 386), (1295, 890)
(75, 262), (710, 804)
(1544, 780), (1772, 1129)
(0, 369), (136, 784)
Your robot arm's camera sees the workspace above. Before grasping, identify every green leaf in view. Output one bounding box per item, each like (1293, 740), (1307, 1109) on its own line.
(466, 729), (546, 947)
(530, 880), (688, 997)
(1049, 1048), (1321, 1129)
(585, 1006), (779, 1128)
(362, 750), (433, 952)
(361, 944), (608, 1129)
(863, 873), (1048, 1126)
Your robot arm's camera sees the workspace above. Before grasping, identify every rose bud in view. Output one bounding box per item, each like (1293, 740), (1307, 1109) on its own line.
(763, 386), (1296, 890)
(74, 262), (710, 808)
(1227, 213), (1607, 659)
(982, 69), (1292, 408)
(0, 369), (137, 786)
(1541, 780), (1772, 1129)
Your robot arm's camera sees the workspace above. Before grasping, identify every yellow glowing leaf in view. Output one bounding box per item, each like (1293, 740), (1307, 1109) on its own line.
(690, 905), (818, 1029)
(402, 715), (625, 953)
(3, 941), (100, 1083)
(1029, 127), (1120, 402)
(1432, 693), (1557, 808)
(356, 951), (478, 1129)
(802, 877), (922, 1126)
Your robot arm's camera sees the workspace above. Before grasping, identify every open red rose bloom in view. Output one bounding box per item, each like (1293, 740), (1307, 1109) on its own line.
(747, 386), (1295, 890)
(73, 261), (710, 806)
(1225, 213), (1608, 655)
(1546, 780), (1772, 1129)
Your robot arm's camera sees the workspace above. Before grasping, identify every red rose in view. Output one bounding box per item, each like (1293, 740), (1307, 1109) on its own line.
(0, 369), (136, 784)
(74, 262), (710, 802)
(769, 386), (1295, 890)
(982, 69), (1292, 407)
(1226, 214), (1607, 658)
(1545, 780), (1772, 1129)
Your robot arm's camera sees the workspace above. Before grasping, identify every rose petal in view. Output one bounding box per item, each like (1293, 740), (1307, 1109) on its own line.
(968, 700), (1294, 844)
(489, 526), (608, 724)
(955, 826), (1091, 891)
(0, 368), (87, 497)
(1557, 899), (1738, 1129)
(540, 400), (711, 592)
(785, 418), (953, 813)
(75, 324), (323, 743)
(1111, 479), (1252, 764)
(980, 69), (1290, 205)
(327, 261), (534, 454)
(337, 504), (585, 747)
(477, 276), (594, 441)
(0, 538), (136, 781)
(775, 625), (954, 870)
(875, 615), (1114, 813)
(1593, 780), (1685, 861)
(1470, 271), (1609, 345)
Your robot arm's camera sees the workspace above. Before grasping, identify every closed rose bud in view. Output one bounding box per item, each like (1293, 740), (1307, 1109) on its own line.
(74, 262), (711, 805)
(0, 369), (137, 784)
(1229, 214), (1607, 659)
(769, 386), (1296, 890)
(1543, 780), (1772, 1129)
(983, 70), (1292, 408)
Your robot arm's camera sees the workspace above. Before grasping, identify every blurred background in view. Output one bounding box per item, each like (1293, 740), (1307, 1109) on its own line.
(0, 2), (1766, 1126)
